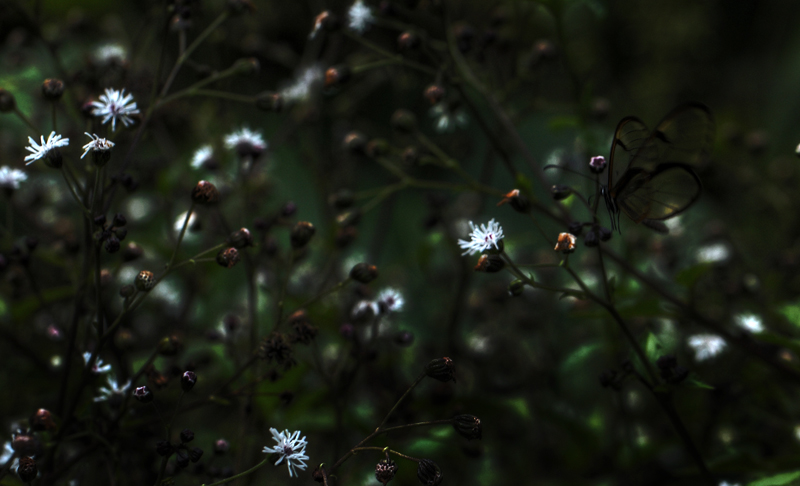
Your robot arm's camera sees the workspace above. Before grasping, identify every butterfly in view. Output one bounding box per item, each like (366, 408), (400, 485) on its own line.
(602, 102), (714, 233)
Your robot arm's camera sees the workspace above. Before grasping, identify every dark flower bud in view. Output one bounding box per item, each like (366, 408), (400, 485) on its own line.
(598, 226), (612, 242)
(452, 414), (482, 440)
(416, 459), (443, 486)
(227, 228), (253, 249)
(158, 335), (181, 356)
(312, 464), (326, 483)
(656, 355), (677, 370)
(567, 221), (583, 236)
(213, 439), (230, 454)
(133, 385), (153, 403)
(45, 148), (63, 168)
(30, 408), (56, 432)
(508, 279), (524, 297)
(180, 429), (195, 443)
(375, 458), (398, 485)
(391, 109), (417, 133)
(94, 214), (107, 226)
(496, 189), (530, 213)
(281, 201), (297, 217)
(189, 447), (204, 463)
(256, 92), (283, 112)
(394, 330), (415, 346)
(397, 31), (420, 51)
(402, 146), (420, 165)
(181, 371), (197, 392)
(424, 85), (445, 105)
(105, 235), (121, 253)
(233, 57), (260, 75)
(113, 213), (127, 227)
(176, 450), (190, 468)
(42, 78), (65, 101)
(156, 440), (174, 456)
(343, 131), (368, 153)
(17, 456), (37, 483)
(550, 184), (572, 201)
(0, 88), (17, 112)
(11, 434), (39, 457)
(135, 270), (156, 291)
(216, 247), (240, 268)
(329, 189), (354, 209)
(312, 10), (339, 35)
(325, 65), (351, 88)
(123, 242), (144, 262)
(584, 230), (599, 248)
(191, 180), (220, 205)
(425, 357), (456, 383)
(120, 284), (135, 298)
(290, 221), (316, 249)
(350, 263), (379, 283)
(366, 138), (390, 157)
(474, 254), (505, 273)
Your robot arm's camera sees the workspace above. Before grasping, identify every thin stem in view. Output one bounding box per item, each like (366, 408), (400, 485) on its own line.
(200, 458), (269, 486)
(342, 30), (436, 76)
(51, 102), (57, 131)
(13, 107), (38, 133)
(351, 447), (419, 462)
(169, 202), (195, 267)
(289, 277), (352, 315)
(159, 88), (255, 105)
(60, 169), (91, 215)
(376, 372), (425, 431)
(275, 250), (295, 327)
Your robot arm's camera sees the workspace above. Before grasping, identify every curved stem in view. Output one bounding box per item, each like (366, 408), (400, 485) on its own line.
(200, 458), (269, 486)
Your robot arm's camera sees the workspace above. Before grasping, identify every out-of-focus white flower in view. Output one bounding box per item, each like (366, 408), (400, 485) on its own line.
(224, 127), (267, 156)
(376, 288), (404, 313)
(696, 243), (730, 263)
(281, 66), (323, 103)
(0, 441), (14, 464)
(94, 44), (127, 65)
(429, 102), (468, 133)
(262, 428), (309, 478)
(81, 133), (115, 159)
(91, 88), (140, 131)
(23, 132), (69, 165)
(352, 300), (379, 319)
(93, 375), (131, 402)
(174, 210), (198, 233)
(83, 352), (112, 374)
(190, 145), (214, 169)
(688, 334), (727, 361)
(0, 166), (27, 190)
(735, 313), (763, 333)
(347, 0), (374, 34)
(458, 219), (504, 256)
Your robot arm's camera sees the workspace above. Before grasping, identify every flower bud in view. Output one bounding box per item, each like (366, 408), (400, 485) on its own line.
(133, 385), (154, 403)
(105, 235), (121, 253)
(343, 131), (368, 153)
(397, 31), (420, 51)
(189, 447), (204, 462)
(94, 214), (107, 226)
(0, 88), (17, 112)
(216, 247), (240, 268)
(598, 226), (612, 242)
(589, 155), (607, 174)
(227, 228), (253, 249)
(11, 434), (39, 456)
(181, 371), (197, 392)
(474, 254), (504, 273)
(213, 439), (230, 454)
(156, 440), (174, 457)
(180, 428), (195, 443)
(416, 459), (443, 486)
(113, 213), (127, 227)
(312, 10), (339, 34)
(290, 221), (316, 249)
(256, 92), (283, 112)
(325, 65), (351, 88)
(554, 233), (576, 254)
(17, 456), (37, 483)
(176, 450), (190, 468)
(350, 263), (379, 283)
(496, 189), (530, 213)
(550, 184), (572, 201)
(424, 85), (445, 105)
(135, 270), (156, 291)
(390, 109), (417, 133)
(328, 189), (354, 209)
(508, 279), (524, 297)
(123, 242), (144, 262)
(233, 57), (260, 75)
(158, 335), (181, 356)
(42, 78), (65, 101)
(425, 357), (456, 383)
(375, 458), (398, 485)
(584, 230), (599, 247)
(191, 180), (220, 205)
(452, 414), (482, 440)
(30, 408), (56, 432)
(366, 138), (390, 157)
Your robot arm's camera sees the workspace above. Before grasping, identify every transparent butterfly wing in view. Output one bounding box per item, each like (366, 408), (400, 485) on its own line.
(614, 163), (702, 223)
(608, 116), (650, 191)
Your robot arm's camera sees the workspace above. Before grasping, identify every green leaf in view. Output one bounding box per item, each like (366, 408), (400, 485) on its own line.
(675, 263), (711, 288)
(779, 302), (800, 328)
(645, 332), (662, 362)
(686, 378), (715, 390)
(747, 470), (800, 486)
(561, 343), (601, 375)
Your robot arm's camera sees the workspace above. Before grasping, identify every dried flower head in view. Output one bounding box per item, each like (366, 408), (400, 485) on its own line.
(259, 333), (296, 370)
(457, 219), (504, 256)
(216, 247), (241, 268)
(17, 456), (37, 483)
(554, 233), (577, 253)
(23, 131), (69, 165)
(91, 88), (139, 131)
(262, 428), (309, 478)
(30, 409), (56, 432)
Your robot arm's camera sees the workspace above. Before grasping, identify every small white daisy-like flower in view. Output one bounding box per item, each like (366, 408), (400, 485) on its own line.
(688, 334), (727, 361)
(281, 66), (323, 103)
(94, 44), (127, 65)
(376, 288), (404, 314)
(352, 300), (380, 319)
(93, 375), (131, 402)
(735, 313), (763, 333)
(347, 0), (374, 34)
(83, 352), (112, 374)
(0, 166), (27, 190)
(190, 145), (214, 169)
(429, 102), (468, 133)
(23, 131), (70, 165)
(91, 88), (140, 131)
(262, 428), (309, 478)
(458, 219), (504, 256)
(224, 127), (267, 156)
(81, 133), (115, 159)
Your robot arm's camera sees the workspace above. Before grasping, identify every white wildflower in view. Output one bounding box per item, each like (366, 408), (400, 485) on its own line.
(696, 243), (730, 263)
(23, 131), (69, 165)
(457, 219), (504, 256)
(735, 313), (763, 333)
(190, 145), (214, 169)
(262, 428), (309, 478)
(83, 352), (112, 374)
(224, 127), (267, 155)
(376, 288), (404, 313)
(0, 166), (27, 190)
(688, 334), (727, 361)
(93, 375), (131, 402)
(352, 300), (379, 319)
(347, 0), (374, 34)
(281, 66), (323, 103)
(91, 88), (140, 131)
(429, 102), (468, 133)
(81, 133), (115, 159)
(94, 44), (127, 65)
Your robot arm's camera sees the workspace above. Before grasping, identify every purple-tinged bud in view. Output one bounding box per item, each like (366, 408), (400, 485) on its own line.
(30, 408), (56, 432)
(375, 458), (398, 485)
(156, 440), (174, 457)
(589, 155), (606, 174)
(189, 447), (204, 463)
(133, 385), (154, 403)
(213, 439), (230, 455)
(181, 371), (197, 392)
(180, 428), (194, 443)
(216, 247), (241, 268)
(191, 180), (220, 205)
(175, 450), (190, 468)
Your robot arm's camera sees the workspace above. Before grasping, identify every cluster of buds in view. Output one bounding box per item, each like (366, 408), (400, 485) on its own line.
(583, 225), (612, 247)
(93, 213), (128, 253)
(155, 428), (204, 468)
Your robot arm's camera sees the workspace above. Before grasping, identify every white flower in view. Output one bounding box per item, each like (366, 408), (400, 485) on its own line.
(83, 352), (112, 374)
(190, 145), (214, 169)
(688, 334), (727, 361)
(347, 0), (374, 34)
(0, 441), (13, 464)
(429, 102), (468, 133)
(93, 375), (131, 402)
(81, 133), (115, 159)
(91, 88), (140, 131)
(352, 300), (379, 319)
(23, 131), (69, 165)
(458, 219), (504, 256)
(224, 127), (267, 153)
(281, 66), (323, 103)
(262, 428), (309, 478)
(376, 288), (404, 313)
(696, 243), (730, 263)
(0, 166), (27, 190)
(94, 44), (127, 65)
(735, 313), (763, 333)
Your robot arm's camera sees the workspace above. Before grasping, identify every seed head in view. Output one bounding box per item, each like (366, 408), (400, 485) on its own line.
(554, 233), (576, 253)
(375, 458), (398, 485)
